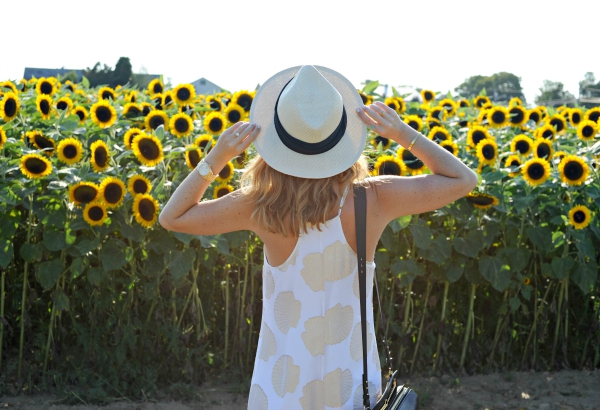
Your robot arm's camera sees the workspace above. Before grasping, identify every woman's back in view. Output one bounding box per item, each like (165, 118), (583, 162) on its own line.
(248, 184), (382, 410)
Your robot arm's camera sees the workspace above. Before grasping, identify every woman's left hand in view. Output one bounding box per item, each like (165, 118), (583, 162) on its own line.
(205, 121), (260, 168)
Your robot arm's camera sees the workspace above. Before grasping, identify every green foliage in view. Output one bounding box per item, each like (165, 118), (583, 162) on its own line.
(83, 57), (133, 88)
(534, 80), (576, 104)
(455, 72), (525, 103)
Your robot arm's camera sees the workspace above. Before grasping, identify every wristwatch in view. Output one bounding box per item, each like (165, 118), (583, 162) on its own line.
(196, 159), (217, 182)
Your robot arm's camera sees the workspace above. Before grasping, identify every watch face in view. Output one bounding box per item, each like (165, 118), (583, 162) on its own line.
(198, 162), (210, 176)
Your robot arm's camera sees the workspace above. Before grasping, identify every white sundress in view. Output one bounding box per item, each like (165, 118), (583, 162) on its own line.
(248, 184), (383, 410)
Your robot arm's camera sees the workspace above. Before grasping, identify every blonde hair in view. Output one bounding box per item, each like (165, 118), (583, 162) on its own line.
(239, 155), (370, 237)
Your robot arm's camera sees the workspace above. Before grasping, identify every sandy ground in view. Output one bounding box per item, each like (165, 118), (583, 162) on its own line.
(1, 369), (599, 410)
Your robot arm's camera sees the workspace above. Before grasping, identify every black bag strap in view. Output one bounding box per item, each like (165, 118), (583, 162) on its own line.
(354, 184), (394, 410)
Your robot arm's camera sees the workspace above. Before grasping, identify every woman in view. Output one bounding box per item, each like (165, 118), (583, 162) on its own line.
(159, 65), (478, 409)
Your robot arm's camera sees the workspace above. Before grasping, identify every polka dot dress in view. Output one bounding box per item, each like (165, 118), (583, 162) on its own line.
(248, 185), (383, 409)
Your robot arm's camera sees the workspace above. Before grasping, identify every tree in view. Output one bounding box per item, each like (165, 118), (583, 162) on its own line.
(454, 72), (525, 103)
(534, 80), (575, 105)
(579, 72), (600, 98)
(83, 57), (133, 88)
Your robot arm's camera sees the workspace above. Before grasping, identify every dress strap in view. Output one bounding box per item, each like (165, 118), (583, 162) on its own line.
(337, 183), (351, 216)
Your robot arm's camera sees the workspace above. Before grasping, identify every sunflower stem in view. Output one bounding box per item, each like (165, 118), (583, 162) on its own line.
(551, 277), (566, 368)
(224, 267), (230, 365)
(487, 289), (509, 369)
(18, 194), (34, 381)
(0, 267), (6, 371)
(459, 284), (477, 372)
(433, 280), (449, 374)
(521, 280), (552, 369)
(410, 280), (431, 374)
(397, 281), (412, 372)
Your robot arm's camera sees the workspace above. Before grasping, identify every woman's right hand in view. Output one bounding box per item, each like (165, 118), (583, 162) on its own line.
(356, 101), (412, 147)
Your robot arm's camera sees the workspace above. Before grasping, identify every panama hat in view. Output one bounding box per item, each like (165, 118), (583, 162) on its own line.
(250, 65), (367, 179)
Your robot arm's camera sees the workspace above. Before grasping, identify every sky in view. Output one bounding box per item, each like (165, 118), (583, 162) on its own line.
(1, 0), (598, 105)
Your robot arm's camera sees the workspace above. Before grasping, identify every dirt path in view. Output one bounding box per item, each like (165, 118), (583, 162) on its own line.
(1, 369), (599, 409)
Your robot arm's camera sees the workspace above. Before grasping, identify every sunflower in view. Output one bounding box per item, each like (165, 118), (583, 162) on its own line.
(397, 147), (426, 175)
(569, 108), (583, 127)
(127, 174), (152, 196)
(522, 277), (531, 286)
(140, 102), (153, 116)
(36, 94), (53, 120)
(234, 150), (248, 169)
(18, 79), (28, 92)
(522, 157), (551, 186)
(546, 114), (567, 135)
(504, 154), (522, 177)
(0, 81), (18, 94)
(98, 86), (116, 101)
(440, 140), (459, 156)
(213, 183), (234, 199)
(476, 139), (498, 166)
(358, 90), (374, 106)
(231, 90), (254, 112)
(83, 201), (108, 227)
(55, 96), (73, 114)
(384, 97), (403, 114)
(474, 96), (491, 108)
(90, 100), (117, 128)
(485, 106), (509, 128)
(216, 161), (235, 183)
(125, 91), (138, 103)
(373, 154), (407, 176)
(27, 130), (55, 156)
(131, 133), (164, 166)
(0, 127), (6, 149)
(509, 97), (523, 107)
(428, 126), (452, 143)
(420, 90), (435, 104)
(185, 146), (203, 169)
(428, 106), (447, 121)
(401, 115), (422, 132)
(179, 103), (196, 115)
(147, 78), (164, 95)
(162, 91), (174, 108)
(224, 103), (244, 125)
(123, 103), (143, 119)
(558, 155), (588, 186)
(527, 108), (543, 125)
(194, 134), (215, 154)
(98, 176), (126, 209)
(203, 112), (227, 135)
(152, 93), (163, 110)
(533, 138), (553, 160)
(467, 125), (492, 148)
(122, 127), (142, 150)
(372, 135), (392, 150)
(19, 153), (52, 179)
(36, 77), (56, 96)
(553, 151), (568, 164)
(90, 139), (111, 172)
(465, 192), (499, 209)
(133, 193), (159, 229)
(205, 95), (224, 112)
(510, 134), (534, 156)
(577, 120), (597, 141)
(568, 205), (592, 230)
(68, 181), (100, 207)
(173, 83), (196, 105)
(507, 105), (528, 127)
(0, 92), (19, 123)
(438, 98), (457, 116)
(57, 137), (83, 165)
(584, 107), (600, 124)
(169, 112), (193, 137)
(145, 109), (169, 132)
(535, 123), (556, 140)
(457, 98), (470, 108)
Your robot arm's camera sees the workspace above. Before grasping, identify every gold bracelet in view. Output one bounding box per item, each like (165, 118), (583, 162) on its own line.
(407, 133), (420, 151)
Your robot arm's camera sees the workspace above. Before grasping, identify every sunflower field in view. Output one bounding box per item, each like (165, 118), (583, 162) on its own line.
(0, 76), (599, 401)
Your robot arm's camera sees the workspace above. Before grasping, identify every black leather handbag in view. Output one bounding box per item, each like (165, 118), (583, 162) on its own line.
(354, 184), (419, 410)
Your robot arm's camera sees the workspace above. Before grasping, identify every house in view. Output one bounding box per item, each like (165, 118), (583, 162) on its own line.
(190, 77), (222, 95)
(23, 67), (83, 81)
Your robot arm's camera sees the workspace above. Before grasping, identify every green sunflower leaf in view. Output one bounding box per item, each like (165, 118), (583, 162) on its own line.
(99, 241), (127, 271)
(479, 256), (511, 292)
(571, 261), (598, 294)
(408, 222), (432, 250)
(52, 287), (70, 312)
(167, 246), (196, 281)
(36, 258), (64, 290)
(525, 226), (552, 254)
(362, 80), (379, 95)
(551, 256), (574, 280)
(20, 242), (43, 263)
(0, 239), (14, 268)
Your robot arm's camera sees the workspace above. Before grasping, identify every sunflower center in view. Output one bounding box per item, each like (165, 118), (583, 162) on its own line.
(374, 136), (389, 147)
(442, 144), (455, 154)
(424, 91), (432, 101)
(25, 157), (48, 174)
(163, 95), (173, 106)
(219, 165), (232, 180)
(542, 129), (554, 139)
(87, 205), (105, 221)
(175, 118), (190, 133)
(550, 118), (564, 132)
(402, 150), (424, 169)
(188, 150), (201, 167)
(154, 98), (162, 110)
(407, 120), (420, 130)
(508, 159), (520, 169)
(443, 103), (453, 112)
(126, 132), (140, 147)
(573, 210), (586, 223)
(564, 161), (584, 180)
(536, 143), (551, 159)
(432, 131), (448, 143)
(491, 111), (506, 124)
(209, 118), (223, 133)
(104, 183), (123, 204)
(209, 100), (222, 111)
(153, 83), (163, 94)
(74, 186), (98, 203)
(431, 109), (442, 120)
(102, 91), (113, 100)
(359, 94), (368, 104)
(142, 105), (152, 116)
(34, 135), (55, 151)
(177, 88), (191, 101)
(138, 198), (156, 221)
(217, 187), (231, 198)
(572, 112), (581, 123)
(125, 106), (141, 119)
(459, 100), (468, 107)
(94, 146), (108, 167)
(529, 112), (540, 123)
(63, 144), (77, 159)
(527, 163), (546, 180)
(96, 106), (113, 123)
(472, 131), (486, 146)
(509, 108), (524, 123)
(74, 109), (85, 121)
(133, 179), (148, 194)
(482, 144), (496, 160)
(589, 112), (600, 122)
(515, 140), (530, 154)
(138, 138), (160, 160)
(65, 84), (74, 92)
(378, 160), (401, 175)
(4, 97), (17, 117)
(40, 81), (52, 95)
(40, 99), (50, 115)
(468, 196), (493, 205)
(149, 114), (165, 130)
(237, 95), (253, 111)
(228, 110), (241, 123)
(582, 125), (594, 138)
(235, 151), (247, 166)
(57, 100), (68, 111)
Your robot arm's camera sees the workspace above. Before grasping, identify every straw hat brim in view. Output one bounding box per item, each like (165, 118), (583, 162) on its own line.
(250, 65), (367, 179)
